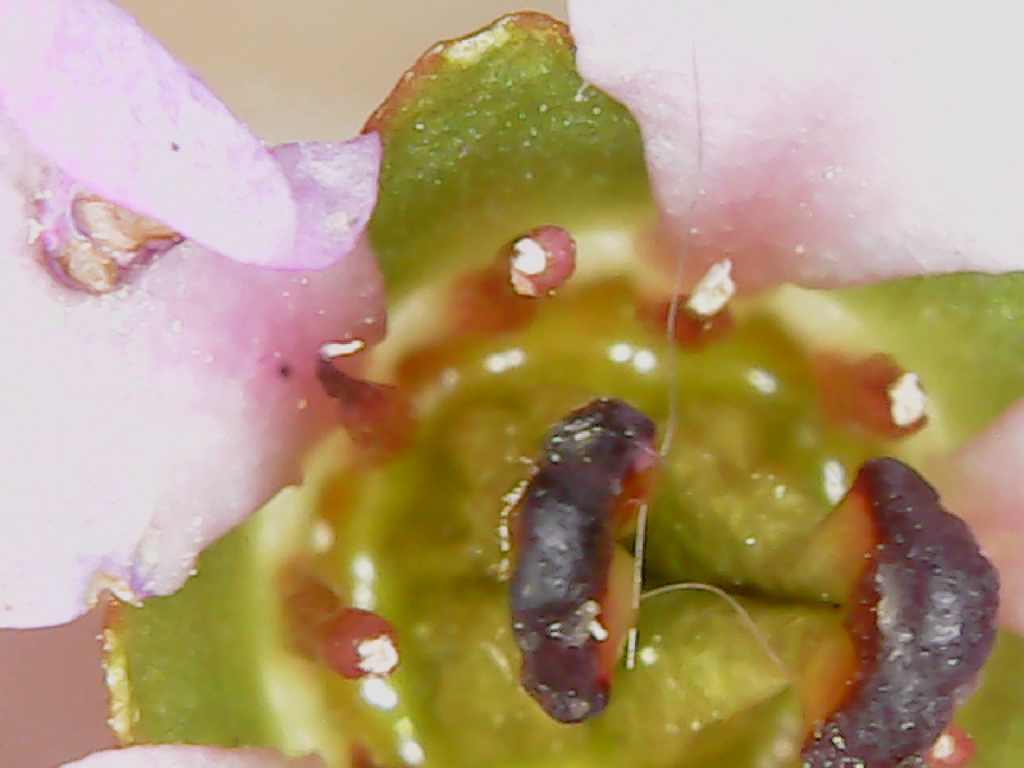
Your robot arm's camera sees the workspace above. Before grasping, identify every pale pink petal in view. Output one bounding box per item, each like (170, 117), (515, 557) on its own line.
(568, 2), (1024, 292)
(0, 122), (385, 629)
(61, 746), (323, 768)
(934, 402), (1024, 635)
(0, 0), (378, 269)
(569, 0), (1024, 631)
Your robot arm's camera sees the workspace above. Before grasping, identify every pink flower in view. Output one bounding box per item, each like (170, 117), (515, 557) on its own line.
(2, 1), (1023, 767)
(0, 0), (384, 631)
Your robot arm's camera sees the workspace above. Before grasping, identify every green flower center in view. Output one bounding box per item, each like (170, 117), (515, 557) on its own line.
(296, 264), (885, 767)
(104, 13), (1024, 768)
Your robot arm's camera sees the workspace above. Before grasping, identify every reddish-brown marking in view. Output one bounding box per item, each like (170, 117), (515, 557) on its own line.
(812, 353), (927, 439)
(280, 563), (342, 661)
(505, 225), (577, 298)
(316, 358), (417, 462)
(350, 745), (398, 768)
(363, 13), (573, 135)
(449, 262), (538, 335)
(635, 295), (734, 350)
(392, 258), (542, 391)
(321, 608), (400, 680)
(281, 563), (400, 680)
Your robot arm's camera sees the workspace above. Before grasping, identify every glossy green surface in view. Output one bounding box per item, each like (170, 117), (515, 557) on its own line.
(958, 632), (1024, 767)
(833, 273), (1024, 443)
(307, 281), (876, 768)
(368, 14), (652, 299)
(109, 524), (271, 746)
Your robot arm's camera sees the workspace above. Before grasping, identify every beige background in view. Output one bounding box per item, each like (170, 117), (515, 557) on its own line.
(0, 1), (565, 766)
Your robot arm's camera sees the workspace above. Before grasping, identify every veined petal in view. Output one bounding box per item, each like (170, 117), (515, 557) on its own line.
(60, 746), (322, 768)
(568, 1), (1024, 291)
(0, 120), (385, 628)
(0, 0), (379, 269)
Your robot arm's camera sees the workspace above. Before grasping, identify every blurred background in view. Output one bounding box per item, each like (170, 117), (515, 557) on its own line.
(0, 1), (565, 766)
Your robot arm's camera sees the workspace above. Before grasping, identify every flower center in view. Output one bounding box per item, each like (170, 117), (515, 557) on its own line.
(286, 247), (920, 767)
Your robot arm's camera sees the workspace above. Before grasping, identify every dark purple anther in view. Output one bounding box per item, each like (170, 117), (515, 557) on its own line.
(509, 398), (657, 723)
(802, 458), (999, 768)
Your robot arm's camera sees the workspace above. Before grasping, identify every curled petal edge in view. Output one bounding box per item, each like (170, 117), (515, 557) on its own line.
(0, 0), (382, 270)
(0, 124), (384, 629)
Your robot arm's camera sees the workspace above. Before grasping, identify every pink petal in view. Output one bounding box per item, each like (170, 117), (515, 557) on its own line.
(0, 0), (375, 269)
(0, 122), (385, 628)
(568, 2), (1024, 292)
(569, 1), (1024, 631)
(934, 403), (1024, 635)
(61, 746), (323, 768)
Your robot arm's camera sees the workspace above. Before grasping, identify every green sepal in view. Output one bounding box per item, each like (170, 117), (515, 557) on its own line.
(366, 13), (652, 299)
(830, 273), (1024, 445)
(106, 524), (272, 747)
(956, 631), (1024, 768)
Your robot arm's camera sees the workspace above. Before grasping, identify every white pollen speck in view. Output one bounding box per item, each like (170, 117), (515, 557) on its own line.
(794, 243), (806, 255)
(510, 236), (548, 276)
(887, 372), (927, 427)
(822, 459), (848, 505)
(320, 339), (366, 359)
(588, 619), (609, 642)
(686, 259), (735, 318)
(931, 733), (955, 761)
(357, 634), (400, 676)
(170, 319), (183, 333)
